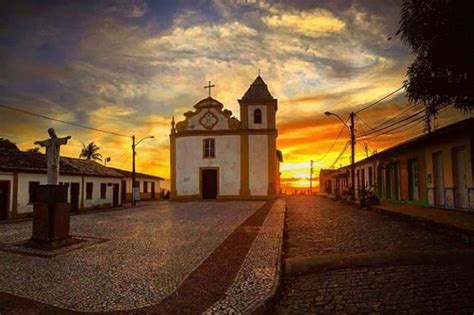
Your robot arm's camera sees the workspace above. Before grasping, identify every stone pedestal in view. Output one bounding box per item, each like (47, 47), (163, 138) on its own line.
(30, 185), (71, 249)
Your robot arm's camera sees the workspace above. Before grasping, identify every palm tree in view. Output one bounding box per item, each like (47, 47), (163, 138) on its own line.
(79, 142), (102, 162)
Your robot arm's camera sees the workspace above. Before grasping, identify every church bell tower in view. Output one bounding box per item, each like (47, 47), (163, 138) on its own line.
(238, 75), (279, 198)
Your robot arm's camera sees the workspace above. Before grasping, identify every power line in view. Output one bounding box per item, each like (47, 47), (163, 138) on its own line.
(360, 114), (427, 141)
(355, 86), (404, 114)
(314, 122), (348, 163)
(329, 141), (350, 168)
(359, 102), (421, 132)
(0, 103), (130, 138)
(358, 107), (426, 138)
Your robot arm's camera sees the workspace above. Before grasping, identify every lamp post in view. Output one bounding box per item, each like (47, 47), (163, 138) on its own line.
(325, 111), (356, 200)
(132, 135), (154, 206)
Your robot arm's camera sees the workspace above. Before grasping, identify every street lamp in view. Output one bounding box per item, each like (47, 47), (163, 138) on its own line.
(132, 135), (154, 206)
(325, 111), (356, 200)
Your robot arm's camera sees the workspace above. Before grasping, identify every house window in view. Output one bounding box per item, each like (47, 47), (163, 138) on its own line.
(144, 181), (148, 193)
(28, 181), (40, 204)
(100, 183), (107, 199)
(86, 182), (93, 200)
(254, 109), (262, 124)
(203, 138), (215, 158)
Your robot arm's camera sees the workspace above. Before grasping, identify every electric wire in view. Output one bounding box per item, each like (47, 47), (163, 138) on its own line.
(0, 103), (131, 138)
(355, 86), (404, 114)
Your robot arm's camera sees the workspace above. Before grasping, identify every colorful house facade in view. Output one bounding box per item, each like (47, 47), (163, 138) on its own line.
(320, 118), (474, 211)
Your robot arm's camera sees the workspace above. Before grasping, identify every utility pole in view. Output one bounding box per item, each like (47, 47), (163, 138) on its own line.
(132, 135), (136, 206)
(309, 160), (314, 195)
(350, 112), (356, 200)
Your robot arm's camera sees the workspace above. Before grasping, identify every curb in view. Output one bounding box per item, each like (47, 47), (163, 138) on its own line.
(320, 194), (474, 244)
(253, 201), (286, 315)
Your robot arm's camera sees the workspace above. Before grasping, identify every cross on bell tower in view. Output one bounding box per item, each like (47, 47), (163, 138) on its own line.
(204, 81), (215, 97)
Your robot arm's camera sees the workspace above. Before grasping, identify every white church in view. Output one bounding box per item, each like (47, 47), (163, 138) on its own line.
(170, 75), (283, 201)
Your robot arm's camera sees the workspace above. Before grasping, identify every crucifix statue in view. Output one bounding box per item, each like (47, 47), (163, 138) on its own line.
(204, 81), (215, 97)
(35, 128), (71, 185)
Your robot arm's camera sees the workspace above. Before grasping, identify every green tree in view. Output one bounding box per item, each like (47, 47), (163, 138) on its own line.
(0, 138), (20, 151)
(79, 142), (102, 162)
(397, 0), (474, 115)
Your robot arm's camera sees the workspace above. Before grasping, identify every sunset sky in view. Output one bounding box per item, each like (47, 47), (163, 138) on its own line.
(0, 0), (470, 191)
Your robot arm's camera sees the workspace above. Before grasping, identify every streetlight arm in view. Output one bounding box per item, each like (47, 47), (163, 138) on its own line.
(325, 112), (349, 130)
(135, 136), (155, 147)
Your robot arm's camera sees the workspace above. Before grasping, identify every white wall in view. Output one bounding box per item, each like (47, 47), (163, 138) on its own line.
(247, 105), (268, 129)
(176, 135), (241, 196)
(16, 173), (122, 214)
(0, 173), (14, 217)
(17, 173), (84, 214)
(249, 135), (268, 195)
(124, 177), (162, 193)
(82, 176), (122, 209)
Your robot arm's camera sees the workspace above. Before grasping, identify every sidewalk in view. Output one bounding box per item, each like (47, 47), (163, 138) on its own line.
(320, 193), (474, 244)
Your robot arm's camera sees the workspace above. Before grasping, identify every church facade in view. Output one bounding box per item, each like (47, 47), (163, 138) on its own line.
(170, 76), (282, 201)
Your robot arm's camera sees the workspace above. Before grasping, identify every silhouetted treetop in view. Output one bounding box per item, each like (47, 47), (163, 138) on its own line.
(398, 0), (474, 114)
(0, 138), (20, 151)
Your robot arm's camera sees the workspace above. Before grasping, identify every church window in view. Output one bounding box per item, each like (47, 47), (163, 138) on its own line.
(203, 139), (215, 158)
(254, 109), (262, 124)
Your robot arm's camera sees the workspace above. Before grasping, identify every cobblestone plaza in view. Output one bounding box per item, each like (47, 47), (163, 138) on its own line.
(0, 201), (265, 311)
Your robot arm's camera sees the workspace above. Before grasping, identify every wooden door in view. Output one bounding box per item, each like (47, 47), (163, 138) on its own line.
(453, 147), (467, 208)
(70, 182), (80, 212)
(433, 152), (445, 206)
(201, 169), (218, 199)
(113, 184), (119, 207)
(0, 181), (10, 220)
(151, 182), (155, 199)
(121, 180), (127, 202)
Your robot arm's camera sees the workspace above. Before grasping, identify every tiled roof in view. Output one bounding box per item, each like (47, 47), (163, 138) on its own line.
(109, 167), (164, 180)
(241, 76), (274, 100)
(0, 149), (123, 177)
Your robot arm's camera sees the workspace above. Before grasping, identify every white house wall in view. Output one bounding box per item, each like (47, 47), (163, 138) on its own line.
(17, 173), (83, 214)
(249, 135), (269, 195)
(16, 173), (122, 214)
(82, 176), (122, 209)
(175, 135), (241, 196)
(123, 177), (161, 193)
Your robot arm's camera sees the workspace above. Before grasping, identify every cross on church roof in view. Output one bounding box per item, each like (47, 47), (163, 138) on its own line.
(204, 81), (215, 97)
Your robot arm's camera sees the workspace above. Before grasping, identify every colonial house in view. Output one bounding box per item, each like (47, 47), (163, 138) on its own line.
(0, 149), (124, 220)
(109, 167), (163, 202)
(320, 117), (474, 211)
(169, 75), (283, 200)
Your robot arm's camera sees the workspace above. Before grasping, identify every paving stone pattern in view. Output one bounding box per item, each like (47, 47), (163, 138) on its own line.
(0, 201), (263, 312)
(285, 196), (470, 259)
(278, 264), (474, 314)
(276, 196), (474, 314)
(205, 198), (286, 314)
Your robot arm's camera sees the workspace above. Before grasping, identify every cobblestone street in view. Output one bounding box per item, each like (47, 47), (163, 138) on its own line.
(275, 196), (474, 314)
